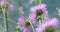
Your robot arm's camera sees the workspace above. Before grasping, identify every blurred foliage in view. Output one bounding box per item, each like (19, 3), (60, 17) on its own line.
(45, 27), (57, 32)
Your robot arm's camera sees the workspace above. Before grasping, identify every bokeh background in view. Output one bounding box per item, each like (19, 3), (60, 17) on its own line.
(0, 0), (60, 32)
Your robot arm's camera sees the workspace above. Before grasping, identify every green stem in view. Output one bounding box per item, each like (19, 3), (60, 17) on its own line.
(0, 16), (17, 24)
(8, 18), (17, 24)
(35, 0), (42, 4)
(2, 7), (8, 32)
(39, 19), (41, 25)
(38, 16), (43, 25)
(40, 0), (41, 4)
(29, 20), (35, 32)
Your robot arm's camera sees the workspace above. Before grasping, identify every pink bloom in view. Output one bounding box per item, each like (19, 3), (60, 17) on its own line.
(17, 16), (33, 32)
(29, 13), (36, 24)
(17, 16), (25, 30)
(27, 26), (32, 32)
(23, 26), (32, 32)
(0, 0), (13, 11)
(23, 28), (27, 32)
(0, 0), (4, 6)
(36, 18), (58, 32)
(6, 2), (13, 11)
(17, 16), (24, 25)
(30, 4), (47, 16)
(43, 16), (49, 22)
(47, 18), (58, 27)
(36, 24), (46, 32)
(7, 3), (13, 11)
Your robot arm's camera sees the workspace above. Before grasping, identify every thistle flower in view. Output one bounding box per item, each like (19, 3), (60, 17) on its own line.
(23, 26), (32, 32)
(35, 18), (58, 32)
(17, 16), (25, 30)
(0, 0), (13, 11)
(30, 4), (48, 21)
(29, 13), (36, 24)
(17, 16), (33, 32)
(43, 16), (49, 22)
(30, 4), (47, 16)
(47, 18), (58, 27)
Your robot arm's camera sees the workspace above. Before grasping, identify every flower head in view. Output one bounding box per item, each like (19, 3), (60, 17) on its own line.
(35, 18), (58, 32)
(47, 18), (58, 27)
(30, 4), (47, 16)
(29, 13), (36, 24)
(17, 16), (33, 32)
(17, 16), (25, 30)
(30, 4), (48, 21)
(0, 0), (13, 11)
(43, 16), (49, 22)
(23, 26), (32, 32)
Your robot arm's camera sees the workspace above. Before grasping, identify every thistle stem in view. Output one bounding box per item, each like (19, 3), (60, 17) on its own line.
(35, 0), (42, 4)
(40, 0), (41, 4)
(29, 20), (35, 32)
(39, 16), (43, 25)
(2, 6), (8, 32)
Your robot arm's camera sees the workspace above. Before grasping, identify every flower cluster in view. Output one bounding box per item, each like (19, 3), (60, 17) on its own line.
(17, 4), (59, 32)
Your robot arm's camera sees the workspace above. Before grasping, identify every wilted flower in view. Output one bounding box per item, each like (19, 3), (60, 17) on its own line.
(17, 16), (33, 32)
(35, 18), (58, 32)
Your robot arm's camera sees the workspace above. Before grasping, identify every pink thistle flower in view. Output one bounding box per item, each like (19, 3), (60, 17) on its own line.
(17, 16), (33, 32)
(23, 28), (27, 32)
(29, 13), (36, 24)
(43, 16), (49, 22)
(30, 4), (47, 16)
(23, 26), (32, 32)
(0, 0), (13, 11)
(35, 18), (58, 32)
(17, 16), (25, 30)
(6, 2), (13, 11)
(36, 24), (46, 32)
(47, 18), (58, 27)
